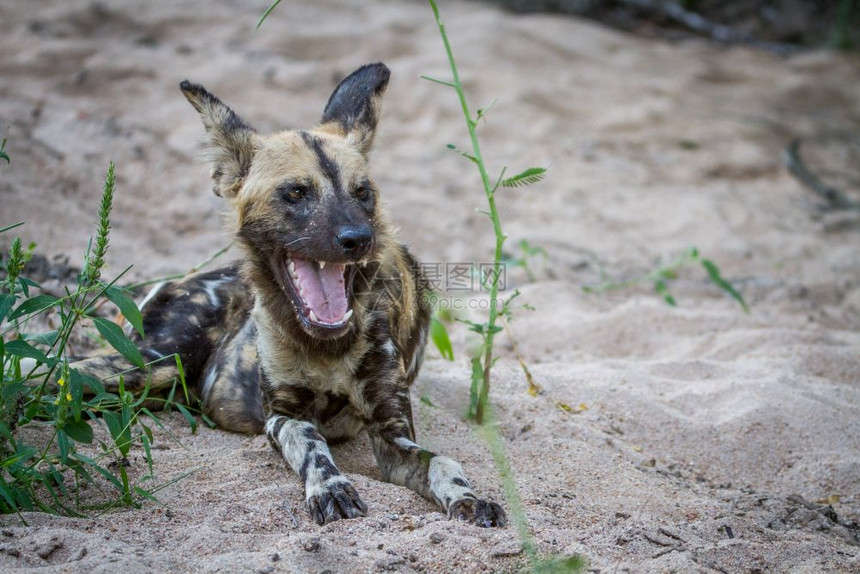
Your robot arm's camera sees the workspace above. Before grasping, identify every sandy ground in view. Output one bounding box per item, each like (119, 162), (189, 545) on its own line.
(2, 0), (860, 572)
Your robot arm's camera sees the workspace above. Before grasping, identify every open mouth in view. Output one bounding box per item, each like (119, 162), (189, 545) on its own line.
(279, 255), (359, 330)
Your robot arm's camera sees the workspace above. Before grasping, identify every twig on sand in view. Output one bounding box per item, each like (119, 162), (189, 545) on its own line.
(276, 482), (299, 527)
(782, 138), (860, 211)
(619, 0), (801, 54)
(621, 0), (741, 43)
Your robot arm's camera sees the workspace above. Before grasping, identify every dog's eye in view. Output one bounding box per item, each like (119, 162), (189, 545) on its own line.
(282, 186), (306, 204)
(354, 186), (371, 201)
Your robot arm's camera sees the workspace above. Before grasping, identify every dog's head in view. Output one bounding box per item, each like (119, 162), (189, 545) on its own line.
(181, 63), (391, 342)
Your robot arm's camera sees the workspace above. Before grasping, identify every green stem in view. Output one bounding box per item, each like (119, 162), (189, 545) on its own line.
(583, 248), (699, 294)
(428, 0), (505, 425)
(476, 412), (537, 566)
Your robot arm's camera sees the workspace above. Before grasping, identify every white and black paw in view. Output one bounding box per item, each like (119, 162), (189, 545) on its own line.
(307, 480), (368, 525)
(449, 497), (507, 528)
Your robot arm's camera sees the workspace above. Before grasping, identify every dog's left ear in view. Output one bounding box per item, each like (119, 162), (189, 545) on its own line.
(320, 63), (390, 157)
(180, 80), (257, 198)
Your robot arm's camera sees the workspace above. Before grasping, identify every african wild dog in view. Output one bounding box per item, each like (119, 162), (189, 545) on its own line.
(72, 63), (506, 527)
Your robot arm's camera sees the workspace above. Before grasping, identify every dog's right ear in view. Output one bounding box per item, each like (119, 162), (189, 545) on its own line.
(320, 63), (390, 157)
(180, 80), (256, 198)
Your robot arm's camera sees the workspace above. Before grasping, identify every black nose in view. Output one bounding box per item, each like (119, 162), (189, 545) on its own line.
(336, 225), (372, 256)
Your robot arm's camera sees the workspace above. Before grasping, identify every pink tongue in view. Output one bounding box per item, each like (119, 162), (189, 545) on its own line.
(292, 258), (348, 323)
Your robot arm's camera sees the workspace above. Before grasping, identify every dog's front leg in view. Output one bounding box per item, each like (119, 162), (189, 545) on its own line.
(264, 415), (367, 524)
(362, 384), (507, 528)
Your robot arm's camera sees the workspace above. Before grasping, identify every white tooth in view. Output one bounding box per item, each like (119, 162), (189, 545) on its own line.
(319, 261), (326, 270)
(309, 309), (319, 323)
(360, 258), (368, 267)
(343, 309), (354, 321)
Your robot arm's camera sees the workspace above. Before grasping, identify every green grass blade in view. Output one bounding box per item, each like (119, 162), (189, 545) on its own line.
(701, 259), (749, 313)
(256, 0), (282, 29)
(175, 404), (198, 434)
(0, 222), (24, 234)
(430, 316), (454, 361)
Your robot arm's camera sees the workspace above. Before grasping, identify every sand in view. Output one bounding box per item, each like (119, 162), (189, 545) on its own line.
(1, 0), (859, 572)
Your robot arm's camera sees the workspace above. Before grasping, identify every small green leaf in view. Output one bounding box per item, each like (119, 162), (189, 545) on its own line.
(57, 429), (71, 465)
(141, 431), (154, 477)
(0, 479), (18, 512)
(200, 411), (217, 429)
(430, 316), (454, 361)
(8, 294), (59, 321)
(105, 285), (144, 337)
(133, 486), (160, 504)
(475, 98), (498, 122)
(420, 395), (437, 408)
(534, 555), (588, 573)
(701, 259), (749, 313)
(63, 419), (94, 444)
(0, 293), (16, 322)
(176, 404), (198, 434)
(500, 167), (546, 189)
(92, 316), (145, 369)
(18, 277), (41, 297)
(654, 280), (676, 307)
(23, 330), (59, 347)
(71, 368), (105, 397)
(174, 353), (189, 403)
(70, 453), (123, 490)
(140, 408), (167, 431)
(4, 338), (50, 364)
(0, 445), (38, 469)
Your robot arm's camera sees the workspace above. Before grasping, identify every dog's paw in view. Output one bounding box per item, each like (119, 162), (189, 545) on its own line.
(307, 480), (368, 525)
(449, 497), (507, 528)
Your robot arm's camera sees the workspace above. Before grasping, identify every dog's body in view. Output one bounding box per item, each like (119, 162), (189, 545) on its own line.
(73, 63), (505, 527)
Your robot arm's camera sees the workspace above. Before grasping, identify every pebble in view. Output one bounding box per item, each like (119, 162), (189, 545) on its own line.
(302, 537), (320, 552)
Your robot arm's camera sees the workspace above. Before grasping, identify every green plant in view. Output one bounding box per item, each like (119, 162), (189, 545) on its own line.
(503, 239), (548, 282)
(423, 2), (584, 571)
(0, 163), (185, 517)
(424, 0), (546, 425)
(582, 247), (749, 312)
(0, 135), (9, 164)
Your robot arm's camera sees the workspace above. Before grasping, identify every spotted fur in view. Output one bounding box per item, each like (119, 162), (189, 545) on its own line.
(72, 63), (505, 527)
